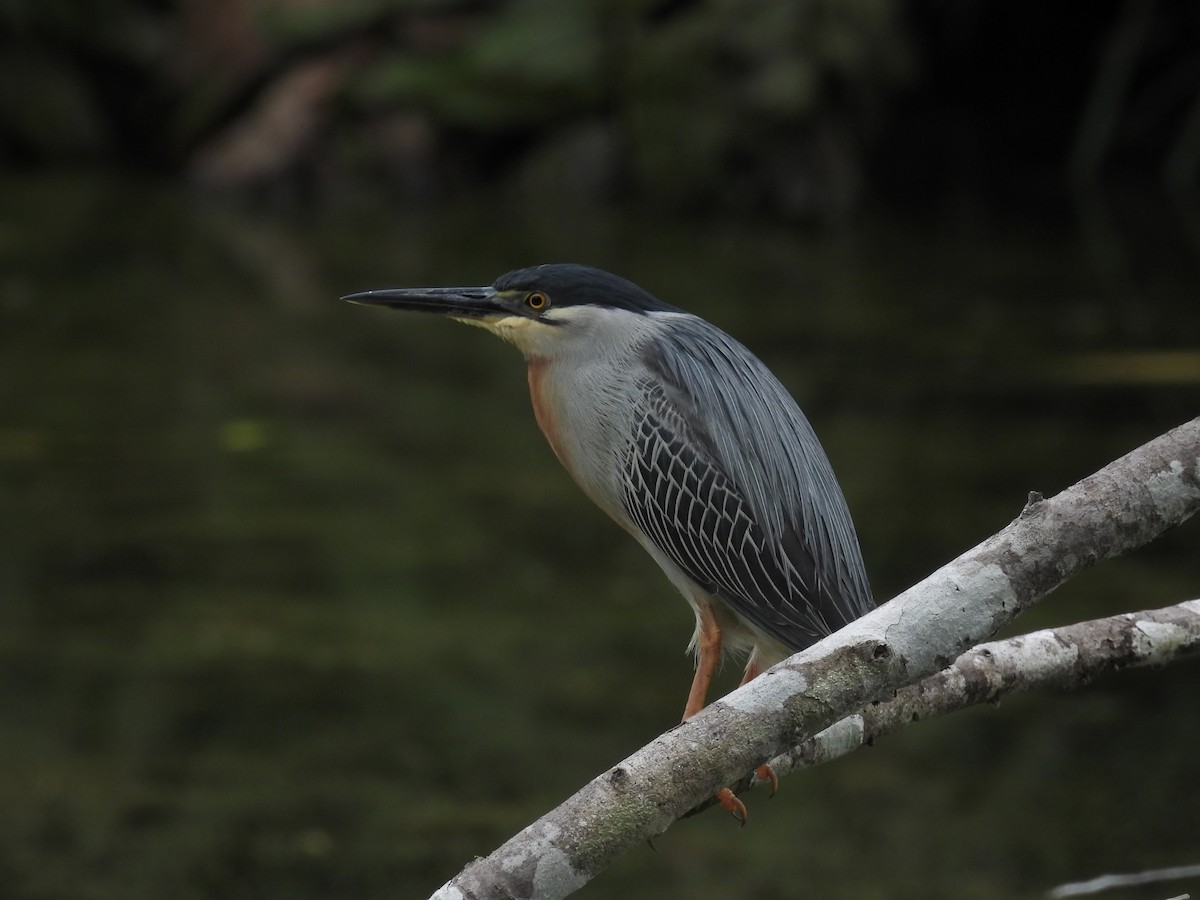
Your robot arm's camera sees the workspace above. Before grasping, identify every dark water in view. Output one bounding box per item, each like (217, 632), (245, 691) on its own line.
(1, 175), (1197, 900)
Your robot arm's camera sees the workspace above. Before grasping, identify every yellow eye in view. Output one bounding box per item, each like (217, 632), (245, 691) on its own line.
(525, 291), (549, 311)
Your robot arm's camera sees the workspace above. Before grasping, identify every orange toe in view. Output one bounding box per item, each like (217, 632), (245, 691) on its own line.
(715, 787), (747, 826)
(755, 763), (779, 797)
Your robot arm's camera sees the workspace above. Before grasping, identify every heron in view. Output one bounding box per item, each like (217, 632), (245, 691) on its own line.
(344, 263), (873, 822)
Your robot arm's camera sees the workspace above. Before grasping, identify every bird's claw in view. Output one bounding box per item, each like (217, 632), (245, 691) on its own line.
(714, 764), (779, 825)
(715, 787), (747, 826)
(755, 763), (779, 797)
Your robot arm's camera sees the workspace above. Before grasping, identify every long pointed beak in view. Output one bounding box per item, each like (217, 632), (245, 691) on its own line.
(341, 286), (503, 319)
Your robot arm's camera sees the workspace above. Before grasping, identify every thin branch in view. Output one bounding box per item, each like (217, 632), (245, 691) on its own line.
(1049, 862), (1200, 898)
(431, 418), (1200, 900)
(772, 598), (1200, 782)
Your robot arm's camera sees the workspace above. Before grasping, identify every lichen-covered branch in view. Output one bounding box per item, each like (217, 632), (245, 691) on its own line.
(431, 418), (1200, 900)
(772, 599), (1200, 780)
(683, 597), (1200, 815)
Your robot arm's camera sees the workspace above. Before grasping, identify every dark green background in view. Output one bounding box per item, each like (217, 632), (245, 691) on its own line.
(2, 176), (1197, 899)
(3, 1), (1200, 897)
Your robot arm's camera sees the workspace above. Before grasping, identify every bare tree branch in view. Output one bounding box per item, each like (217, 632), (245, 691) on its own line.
(431, 417), (1200, 900)
(684, 596), (1200, 815)
(1049, 862), (1200, 898)
(772, 598), (1200, 781)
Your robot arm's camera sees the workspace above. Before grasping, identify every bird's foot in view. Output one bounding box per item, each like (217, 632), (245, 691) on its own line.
(714, 764), (777, 825)
(715, 787), (747, 826)
(754, 763), (779, 797)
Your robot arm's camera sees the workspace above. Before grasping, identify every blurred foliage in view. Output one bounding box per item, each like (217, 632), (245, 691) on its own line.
(0, 0), (910, 215)
(620, 0), (906, 210)
(3, 1), (1199, 213)
(354, 1), (608, 126)
(7, 1), (1196, 217)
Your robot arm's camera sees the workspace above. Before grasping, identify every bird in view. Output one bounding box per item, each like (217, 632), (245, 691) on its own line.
(343, 263), (873, 822)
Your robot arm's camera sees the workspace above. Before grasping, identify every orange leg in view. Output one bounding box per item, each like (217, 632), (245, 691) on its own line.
(681, 602), (722, 722)
(681, 604), (752, 824)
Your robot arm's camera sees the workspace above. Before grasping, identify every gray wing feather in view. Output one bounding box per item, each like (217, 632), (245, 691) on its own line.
(622, 314), (873, 651)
